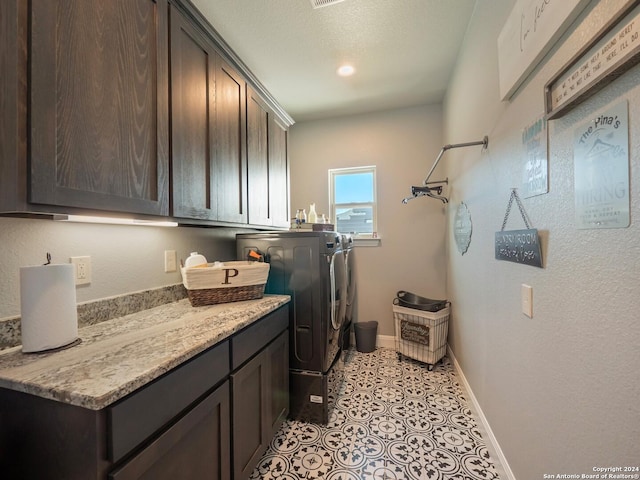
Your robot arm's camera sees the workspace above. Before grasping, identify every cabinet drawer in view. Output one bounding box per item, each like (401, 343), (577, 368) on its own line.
(108, 341), (229, 463)
(231, 306), (288, 370)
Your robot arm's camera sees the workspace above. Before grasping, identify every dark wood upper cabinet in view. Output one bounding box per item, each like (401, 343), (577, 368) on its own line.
(247, 88), (289, 227)
(213, 58), (248, 224)
(0, 0), (27, 213)
(1, 0), (291, 224)
(28, 0), (170, 215)
(170, 5), (247, 224)
(268, 116), (290, 228)
(170, 4), (216, 220)
(247, 88), (271, 226)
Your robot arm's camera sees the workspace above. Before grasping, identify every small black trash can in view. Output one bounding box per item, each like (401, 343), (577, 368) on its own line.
(354, 321), (378, 353)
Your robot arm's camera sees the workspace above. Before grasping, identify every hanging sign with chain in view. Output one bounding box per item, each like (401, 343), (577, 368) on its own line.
(495, 189), (543, 268)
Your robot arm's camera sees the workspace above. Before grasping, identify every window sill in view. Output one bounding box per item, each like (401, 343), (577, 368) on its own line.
(353, 237), (381, 247)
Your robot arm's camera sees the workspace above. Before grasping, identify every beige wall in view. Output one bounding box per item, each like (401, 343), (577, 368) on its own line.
(289, 104), (446, 336)
(0, 217), (243, 319)
(444, 0), (640, 476)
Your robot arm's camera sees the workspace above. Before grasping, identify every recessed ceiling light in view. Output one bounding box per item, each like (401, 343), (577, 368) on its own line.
(337, 65), (355, 77)
(310, 0), (345, 9)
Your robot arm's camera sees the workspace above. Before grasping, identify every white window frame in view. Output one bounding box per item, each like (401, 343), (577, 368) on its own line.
(329, 165), (378, 239)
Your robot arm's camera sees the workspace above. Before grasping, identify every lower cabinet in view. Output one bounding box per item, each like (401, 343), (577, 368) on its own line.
(232, 349), (269, 480)
(231, 330), (289, 480)
(267, 330), (289, 438)
(0, 306), (289, 480)
(109, 382), (231, 480)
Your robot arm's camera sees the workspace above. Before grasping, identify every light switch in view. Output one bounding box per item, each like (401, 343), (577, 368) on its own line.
(521, 284), (533, 318)
(164, 250), (177, 273)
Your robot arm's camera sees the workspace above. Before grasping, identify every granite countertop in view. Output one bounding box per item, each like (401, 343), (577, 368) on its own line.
(0, 295), (289, 410)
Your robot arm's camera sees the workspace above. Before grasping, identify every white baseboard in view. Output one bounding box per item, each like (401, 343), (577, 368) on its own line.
(447, 346), (516, 480)
(348, 333), (395, 349)
(377, 334), (395, 349)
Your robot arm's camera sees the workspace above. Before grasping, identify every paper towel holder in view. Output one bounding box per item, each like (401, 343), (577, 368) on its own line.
(20, 262), (80, 353)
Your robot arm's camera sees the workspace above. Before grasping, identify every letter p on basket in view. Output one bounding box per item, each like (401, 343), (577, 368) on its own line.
(222, 268), (239, 285)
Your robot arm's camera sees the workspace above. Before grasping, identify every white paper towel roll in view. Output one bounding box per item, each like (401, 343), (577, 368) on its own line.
(20, 264), (78, 353)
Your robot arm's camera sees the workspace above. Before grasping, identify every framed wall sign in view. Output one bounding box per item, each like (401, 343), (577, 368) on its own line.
(545, 1), (640, 119)
(574, 101), (630, 229)
(522, 115), (549, 198)
(498, 0), (590, 100)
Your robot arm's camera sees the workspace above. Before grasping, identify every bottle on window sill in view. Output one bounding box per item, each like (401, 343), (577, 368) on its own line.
(295, 209), (307, 227)
(308, 203), (318, 223)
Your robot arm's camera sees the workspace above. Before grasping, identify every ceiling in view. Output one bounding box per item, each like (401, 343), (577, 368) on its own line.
(191, 0), (477, 123)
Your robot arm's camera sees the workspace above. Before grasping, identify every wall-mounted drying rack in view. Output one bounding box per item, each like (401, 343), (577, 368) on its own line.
(402, 136), (489, 204)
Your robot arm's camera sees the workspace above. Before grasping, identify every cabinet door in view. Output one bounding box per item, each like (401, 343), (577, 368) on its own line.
(170, 5), (216, 220)
(109, 381), (231, 480)
(214, 58), (247, 224)
(268, 117), (289, 228)
(231, 349), (269, 480)
(246, 88), (271, 226)
(247, 88), (289, 227)
(267, 330), (289, 438)
(29, 0), (169, 215)
(0, 0), (27, 213)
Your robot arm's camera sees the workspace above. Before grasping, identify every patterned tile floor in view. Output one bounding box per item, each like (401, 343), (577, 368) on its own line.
(250, 348), (501, 480)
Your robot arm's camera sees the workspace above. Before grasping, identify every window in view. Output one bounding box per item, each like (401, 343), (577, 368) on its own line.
(329, 166), (377, 237)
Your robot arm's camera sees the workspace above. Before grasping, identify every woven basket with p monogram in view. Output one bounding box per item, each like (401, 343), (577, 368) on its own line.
(181, 261), (269, 306)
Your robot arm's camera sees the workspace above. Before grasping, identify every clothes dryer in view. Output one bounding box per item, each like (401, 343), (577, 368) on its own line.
(237, 231), (347, 424)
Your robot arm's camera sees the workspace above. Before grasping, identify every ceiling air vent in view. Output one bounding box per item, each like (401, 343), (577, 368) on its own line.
(310, 0), (345, 9)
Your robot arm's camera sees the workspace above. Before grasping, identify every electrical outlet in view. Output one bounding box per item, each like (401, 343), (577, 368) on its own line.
(164, 250), (177, 273)
(521, 284), (533, 318)
(70, 256), (92, 285)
